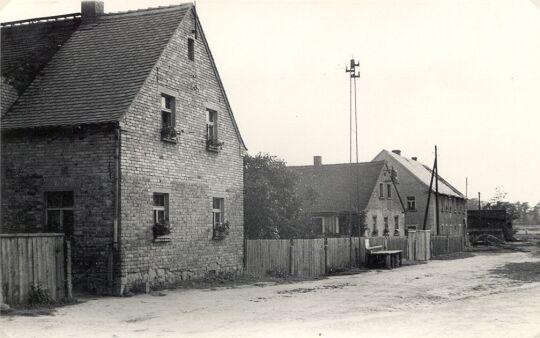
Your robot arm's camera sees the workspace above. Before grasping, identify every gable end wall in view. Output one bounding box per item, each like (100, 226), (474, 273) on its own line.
(119, 10), (244, 292)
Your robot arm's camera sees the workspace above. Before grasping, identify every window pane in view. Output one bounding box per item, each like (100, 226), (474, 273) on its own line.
(63, 211), (74, 237)
(208, 110), (216, 123)
(213, 198), (222, 210)
(154, 194), (165, 207)
(46, 191), (73, 208)
(161, 95), (172, 110)
(47, 210), (62, 232)
(162, 111), (172, 127)
(157, 210), (165, 224)
(188, 38), (195, 61)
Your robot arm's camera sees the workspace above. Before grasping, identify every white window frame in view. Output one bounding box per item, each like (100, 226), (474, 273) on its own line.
(161, 94), (175, 129)
(212, 197), (224, 234)
(206, 109), (218, 142)
(153, 193), (169, 224)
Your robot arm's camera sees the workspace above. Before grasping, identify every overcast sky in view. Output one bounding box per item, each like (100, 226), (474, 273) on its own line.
(1, 0), (539, 204)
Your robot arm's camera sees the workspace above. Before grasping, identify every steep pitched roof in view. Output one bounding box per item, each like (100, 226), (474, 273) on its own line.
(1, 4), (191, 129)
(373, 149), (464, 198)
(1, 16), (81, 96)
(289, 161), (386, 214)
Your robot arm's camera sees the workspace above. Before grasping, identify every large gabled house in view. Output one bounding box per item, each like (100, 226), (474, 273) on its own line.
(289, 156), (405, 237)
(373, 150), (466, 236)
(1, 1), (246, 295)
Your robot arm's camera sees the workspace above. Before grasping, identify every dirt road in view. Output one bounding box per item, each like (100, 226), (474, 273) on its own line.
(2, 250), (540, 338)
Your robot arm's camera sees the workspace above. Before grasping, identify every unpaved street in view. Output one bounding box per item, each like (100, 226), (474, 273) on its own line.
(2, 251), (540, 338)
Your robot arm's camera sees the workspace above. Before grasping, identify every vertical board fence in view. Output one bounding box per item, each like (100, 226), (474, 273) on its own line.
(326, 238), (351, 271)
(0, 233), (71, 306)
(291, 239), (325, 277)
(431, 235), (464, 256)
(246, 231), (462, 278)
(246, 235), (422, 277)
(407, 230), (431, 261)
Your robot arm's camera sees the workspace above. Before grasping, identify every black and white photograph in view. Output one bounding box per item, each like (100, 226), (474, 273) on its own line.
(0, 0), (539, 337)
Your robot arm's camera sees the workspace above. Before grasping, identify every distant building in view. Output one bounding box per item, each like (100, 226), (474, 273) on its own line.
(467, 209), (508, 241)
(1, 1), (246, 294)
(289, 156), (405, 237)
(373, 150), (466, 236)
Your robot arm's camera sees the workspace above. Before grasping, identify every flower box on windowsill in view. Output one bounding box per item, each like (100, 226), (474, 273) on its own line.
(206, 139), (224, 153)
(212, 221), (230, 240)
(153, 236), (172, 243)
(161, 126), (178, 143)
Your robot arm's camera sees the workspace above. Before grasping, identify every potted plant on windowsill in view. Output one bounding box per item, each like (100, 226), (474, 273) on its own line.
(153, 220), (171, 241)
(213, 220), (230, 240)
(161, 126), (178, 143)
(206, 138), (224, 152)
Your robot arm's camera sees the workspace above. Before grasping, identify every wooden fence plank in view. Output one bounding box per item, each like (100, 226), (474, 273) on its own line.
(0, 234), (66, 306)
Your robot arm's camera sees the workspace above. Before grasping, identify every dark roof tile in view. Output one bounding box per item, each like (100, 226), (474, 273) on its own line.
(1, 4), (192, 129)
(289, 161), (385, 214)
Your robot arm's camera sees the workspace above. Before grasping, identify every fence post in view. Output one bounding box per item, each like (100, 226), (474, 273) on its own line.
(349, 236), (352, 268)
(65, 240), (73, 300)
(324, 237), (328, 274)
(289, 239), (294, 275)
(243, 238), (247, 270)
(446, 235), (450, 254)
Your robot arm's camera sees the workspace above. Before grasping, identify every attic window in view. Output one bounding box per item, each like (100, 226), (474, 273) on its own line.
(188, 38), (195, 61)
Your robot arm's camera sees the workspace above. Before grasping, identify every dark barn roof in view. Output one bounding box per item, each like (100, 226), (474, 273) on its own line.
(1, 4), (191, 129)
(289, 161), (385, 214)
(1, 17), (81, 95)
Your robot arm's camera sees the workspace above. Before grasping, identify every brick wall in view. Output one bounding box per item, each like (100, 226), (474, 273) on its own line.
(1, 125), (118, 293)
(373, 153), (466, 236)
(118, 10), (244, 292)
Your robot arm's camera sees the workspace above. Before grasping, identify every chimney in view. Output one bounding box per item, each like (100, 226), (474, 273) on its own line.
(411, 157), (418, 161)
(81, 1), (104, 22)
(392, 149), (401, 156)
(313, 156), (322, 167)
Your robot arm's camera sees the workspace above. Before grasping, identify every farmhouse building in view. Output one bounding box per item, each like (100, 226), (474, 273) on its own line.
(1, 1), (246, 295)
(289, 157), (405, 237)
(373, 150), (466, 236)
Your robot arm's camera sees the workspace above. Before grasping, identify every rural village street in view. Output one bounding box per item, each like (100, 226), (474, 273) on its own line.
(1, 251), (540, 338)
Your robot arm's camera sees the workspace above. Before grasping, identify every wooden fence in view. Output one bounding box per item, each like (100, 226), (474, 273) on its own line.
(0, 233), (72, 306)
(431, 235), (464, 256)
(245, 230), (454, 277)
(407, 230), (431, 261)
(246, 236), (415, 277)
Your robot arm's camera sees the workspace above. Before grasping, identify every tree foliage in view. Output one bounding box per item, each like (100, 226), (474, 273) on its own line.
(243, 153), (317, 239)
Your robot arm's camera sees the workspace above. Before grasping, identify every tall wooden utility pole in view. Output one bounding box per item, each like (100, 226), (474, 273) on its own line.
(435, 146), (440, 235)
(423, 154), (436, 231)
(345, 59), (360, 235)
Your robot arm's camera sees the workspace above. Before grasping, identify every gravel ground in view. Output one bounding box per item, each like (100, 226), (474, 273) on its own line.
(1, 250), (539, 338)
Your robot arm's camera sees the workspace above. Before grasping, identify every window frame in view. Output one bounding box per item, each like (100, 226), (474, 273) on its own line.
(188, 38), (195, 61)
(44, 191), (74, 237)
(152, 193), (169, 225)
(206, 109), (223, 152)
(379, 183), (384, 199)
(387, 183), (392, 199)
(160, 93), (177, 143)
(212, 197), (225, 238)
(407, 196), (416, 211)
